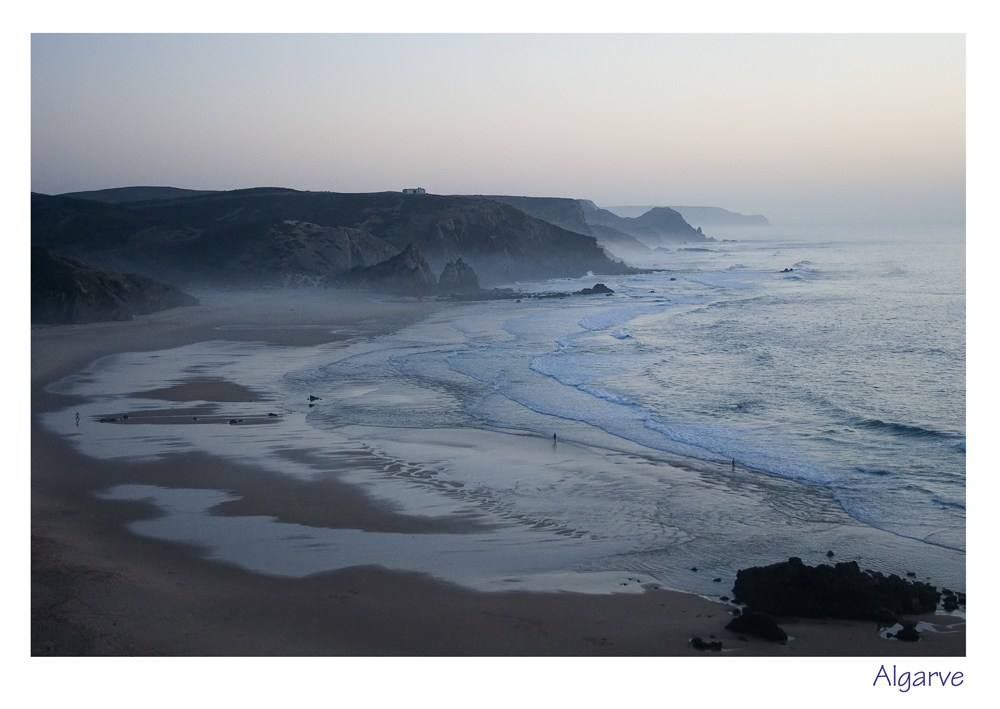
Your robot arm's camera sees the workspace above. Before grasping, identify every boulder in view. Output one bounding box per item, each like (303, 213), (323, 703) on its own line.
(724, 611), (787, 642)
(893, 621), (921, 642)
(690, 637), (722, 651)
(942, 593), (960, 612)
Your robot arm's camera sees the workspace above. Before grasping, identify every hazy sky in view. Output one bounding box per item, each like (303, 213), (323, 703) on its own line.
(31, 33), (965, 223)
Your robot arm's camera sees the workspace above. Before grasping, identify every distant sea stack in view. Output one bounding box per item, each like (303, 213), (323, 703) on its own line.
(31, 247), (198, 325)
(438, 257), (481, 295)
(668, 206), (769, 228)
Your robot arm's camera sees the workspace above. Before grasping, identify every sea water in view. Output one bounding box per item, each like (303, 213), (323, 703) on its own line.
(45, 222), (966, 595)
(304, 223), (965, 546)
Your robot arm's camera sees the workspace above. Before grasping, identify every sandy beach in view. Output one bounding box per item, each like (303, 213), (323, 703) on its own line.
(31, 290), (966, 659)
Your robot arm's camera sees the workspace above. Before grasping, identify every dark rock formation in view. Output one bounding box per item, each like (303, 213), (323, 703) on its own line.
(724, 611), (787, 642)
(342, 243), (438, 296)
(438, 258), (481, 294)
(575, 283), (614, 295)
(690, 637), (722, 651)
(941, 591), (961, 612)
(892, 621), (921, 642)
(31, 247), (198, 325)
(731, 557), (941, 624)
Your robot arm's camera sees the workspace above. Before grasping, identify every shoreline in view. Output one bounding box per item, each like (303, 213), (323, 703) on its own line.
(31, 289), (965, 656)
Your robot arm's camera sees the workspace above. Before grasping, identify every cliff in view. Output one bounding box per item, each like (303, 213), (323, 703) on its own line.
(31, 247), (198, 324)
(482, 195), (651, 259)
(35, 189), (637, 287)
(580, 201), (709, 247)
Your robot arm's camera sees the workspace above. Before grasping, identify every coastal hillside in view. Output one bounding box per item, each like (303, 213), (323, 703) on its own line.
(481, 195), (652, 259)
(34, 189), (637, 287)
(580, 201), (709, 247)
(59, 186), (219, 204)
(342, 243), (439, 296)
(173, 220), (401, 285)
(31, 247), (199, 324)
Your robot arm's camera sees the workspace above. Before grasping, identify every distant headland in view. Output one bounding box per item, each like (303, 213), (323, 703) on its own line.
(32, 186), (766, 323)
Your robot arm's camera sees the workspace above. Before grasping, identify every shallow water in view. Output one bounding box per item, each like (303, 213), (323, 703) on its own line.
(43, 222), (966, 595)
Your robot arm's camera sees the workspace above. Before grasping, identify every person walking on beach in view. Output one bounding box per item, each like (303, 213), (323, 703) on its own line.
(553, 433), (557, 443)
(75, 412), (80, 427)
(732, 458), (736, 471)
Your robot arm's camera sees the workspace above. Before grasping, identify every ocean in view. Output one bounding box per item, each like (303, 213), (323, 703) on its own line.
(44, 221), (966, 597)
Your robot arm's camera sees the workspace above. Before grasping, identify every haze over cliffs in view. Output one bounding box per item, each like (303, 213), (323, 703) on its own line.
(32, 188), (639, 288)
(482, 195), (713, 258)
(607, 204), (769, 227)
(31, 185), (768, 323)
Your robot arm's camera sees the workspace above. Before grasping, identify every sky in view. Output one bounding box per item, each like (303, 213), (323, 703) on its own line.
(31, 33), (966, 224)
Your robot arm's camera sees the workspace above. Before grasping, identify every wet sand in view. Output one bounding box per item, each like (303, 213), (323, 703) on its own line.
(31, 290), (966, 660)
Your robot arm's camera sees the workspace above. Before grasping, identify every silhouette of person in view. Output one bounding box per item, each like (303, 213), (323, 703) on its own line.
(732, 458), (736, 471)
(76, 412), (80, 427)
(553, 433), (557, 443)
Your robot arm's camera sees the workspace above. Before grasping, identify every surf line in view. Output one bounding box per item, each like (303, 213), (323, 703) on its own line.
(873, 664), (964, 692)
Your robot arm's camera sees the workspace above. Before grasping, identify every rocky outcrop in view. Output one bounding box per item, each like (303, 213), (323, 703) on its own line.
(438, 258), (481, 294)
(342, 243), (438, 296)
(575, 283), (613, 295)
(732, 557), (941, 624)
(31, 247), (198, 324)
(891, 621), (921, 642)
(690, 637), (722, 651)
